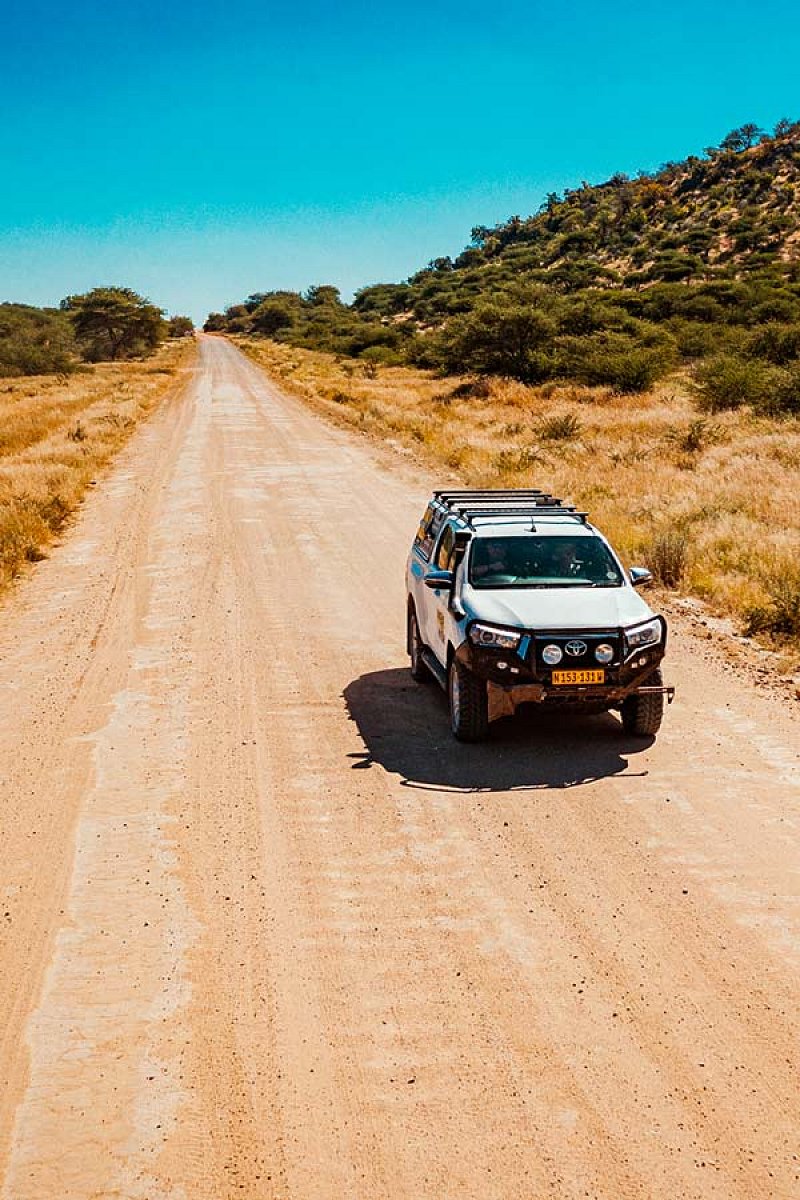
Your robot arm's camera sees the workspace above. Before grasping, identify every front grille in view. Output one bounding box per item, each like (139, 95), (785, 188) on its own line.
(531, 630), (622, 671)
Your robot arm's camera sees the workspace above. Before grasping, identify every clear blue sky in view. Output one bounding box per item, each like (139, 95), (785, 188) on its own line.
(1, 0), (799, 323)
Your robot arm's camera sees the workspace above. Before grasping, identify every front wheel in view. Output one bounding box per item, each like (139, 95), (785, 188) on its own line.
(448, 659), (489, 742)
(408, 605), (431, 683)
(621, 668), (665, 737)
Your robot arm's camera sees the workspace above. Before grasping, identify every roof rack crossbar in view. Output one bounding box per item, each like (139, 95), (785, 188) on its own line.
(459, 508), (587, 519)
(434, 487), (548, 494)
(436, 495), (554, 506)
(435, 489), (550, 500)
(452, 501), (569, 514)
(450, 497), (562, 509)
(455, 509), (589, 528)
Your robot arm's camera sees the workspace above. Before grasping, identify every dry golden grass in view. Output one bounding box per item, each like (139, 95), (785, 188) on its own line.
(0, 340), (195, 592)
(237, 337), (800, 650)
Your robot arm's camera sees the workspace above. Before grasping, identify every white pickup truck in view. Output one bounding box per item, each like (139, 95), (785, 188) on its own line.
(406, 489), (674, 741)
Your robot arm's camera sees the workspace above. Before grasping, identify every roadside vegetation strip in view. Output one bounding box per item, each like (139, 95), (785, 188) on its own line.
(237, 336), (800, 660)
(0, 339), (195, 593)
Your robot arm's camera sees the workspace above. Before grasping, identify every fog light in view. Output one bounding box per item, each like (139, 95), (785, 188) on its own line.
(542, 644), (562, 665)
(497, 661), (508, 670)
(595, 643), (614, 664)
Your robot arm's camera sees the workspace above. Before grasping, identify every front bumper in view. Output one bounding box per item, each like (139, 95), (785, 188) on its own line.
(455, 623), (670, 706)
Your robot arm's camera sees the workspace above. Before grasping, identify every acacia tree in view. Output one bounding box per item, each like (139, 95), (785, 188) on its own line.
(60, 287), (166, 361)
(720, 124), (764, 152)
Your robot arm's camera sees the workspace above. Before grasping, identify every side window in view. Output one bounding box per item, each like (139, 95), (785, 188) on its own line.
(414, 504), (445, 561)
(434, 523), (456, 570)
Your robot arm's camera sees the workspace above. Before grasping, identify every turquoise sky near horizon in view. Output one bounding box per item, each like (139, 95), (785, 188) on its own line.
(2, 0), (800, 323)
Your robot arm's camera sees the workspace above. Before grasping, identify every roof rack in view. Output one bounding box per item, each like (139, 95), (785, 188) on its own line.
(433, 488), (588, 529)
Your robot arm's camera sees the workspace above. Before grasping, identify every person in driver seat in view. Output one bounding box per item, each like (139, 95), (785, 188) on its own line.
(472, 538), (510, 580)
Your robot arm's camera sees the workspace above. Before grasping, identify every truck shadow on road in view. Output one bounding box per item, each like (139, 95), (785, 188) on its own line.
(344, 669), (652, 792)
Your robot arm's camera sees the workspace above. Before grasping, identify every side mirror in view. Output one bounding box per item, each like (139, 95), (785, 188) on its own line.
(630, 566), (653, 588)
(424, 569), (454, 591)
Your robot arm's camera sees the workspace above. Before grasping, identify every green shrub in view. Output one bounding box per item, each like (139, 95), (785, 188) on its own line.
(694, 354), (782, 410)
(558, 333), (675, 393)
(0, 304), (76, 376)
(769, 363), (800, 414)
(436, 303), (557, 383)
(745, 322), (800, 364)
(167, 315), (194, 338)
(358, 345), (402, 366)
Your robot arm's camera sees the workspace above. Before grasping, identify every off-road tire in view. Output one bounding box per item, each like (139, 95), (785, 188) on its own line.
(408, 605), (432, 683)
(448, 658), (489, 742)
(621, 668), (665, 737)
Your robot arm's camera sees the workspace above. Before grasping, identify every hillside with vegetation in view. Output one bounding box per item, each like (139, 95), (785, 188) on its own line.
(210, 120), (800, 414)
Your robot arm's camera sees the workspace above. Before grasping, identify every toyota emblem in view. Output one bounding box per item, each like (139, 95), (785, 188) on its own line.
(565, 640), (587, 657)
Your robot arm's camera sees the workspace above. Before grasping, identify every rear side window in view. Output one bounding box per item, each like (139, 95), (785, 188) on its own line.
(435, 523), (457, 570)
(414, 503), (445, 561)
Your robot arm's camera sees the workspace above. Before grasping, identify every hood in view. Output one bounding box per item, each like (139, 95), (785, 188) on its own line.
(462, 583), (654, 631)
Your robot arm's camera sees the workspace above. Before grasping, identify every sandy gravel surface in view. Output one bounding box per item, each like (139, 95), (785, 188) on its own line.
(0, 335), (798, 1199)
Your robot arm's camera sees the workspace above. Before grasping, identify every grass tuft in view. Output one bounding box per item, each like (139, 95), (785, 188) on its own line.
(641, 528), (690, 587)
(539, 412), (582, 441)
(744, 562), (800, 638)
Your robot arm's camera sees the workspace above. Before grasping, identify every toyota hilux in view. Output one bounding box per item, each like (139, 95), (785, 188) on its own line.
(406, 489), (674, 741)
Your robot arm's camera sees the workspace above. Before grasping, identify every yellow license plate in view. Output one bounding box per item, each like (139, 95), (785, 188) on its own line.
(551, 669), (605, 685)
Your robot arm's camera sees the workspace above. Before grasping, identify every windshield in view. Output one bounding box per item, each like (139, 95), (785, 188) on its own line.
(469, 534), (623, 588)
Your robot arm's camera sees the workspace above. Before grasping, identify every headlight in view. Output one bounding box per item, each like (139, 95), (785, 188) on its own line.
(542, 644), (563, 665)
(595, 643), (614, 664)
(624, 618), (662, 650)
(468, 623), (522, 650)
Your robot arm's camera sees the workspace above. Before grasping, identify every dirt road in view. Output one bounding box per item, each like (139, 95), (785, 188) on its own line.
(0, 335), (798, 1199)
